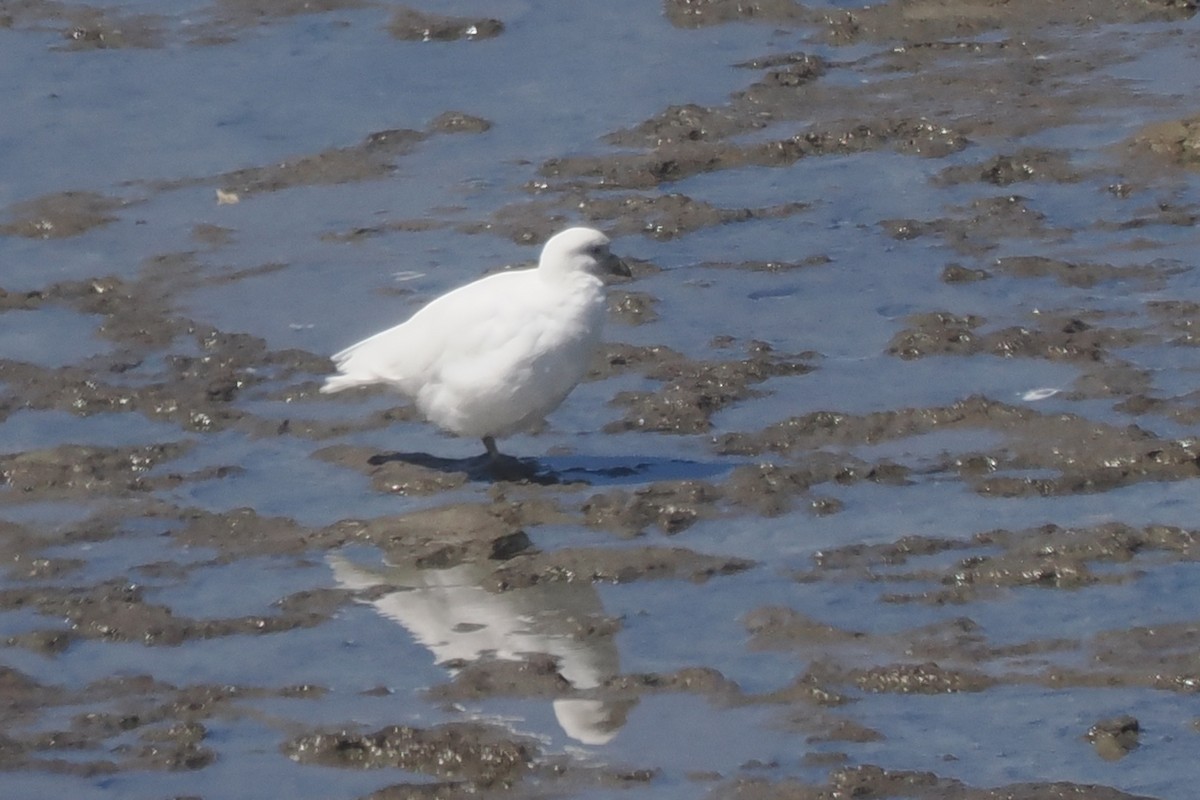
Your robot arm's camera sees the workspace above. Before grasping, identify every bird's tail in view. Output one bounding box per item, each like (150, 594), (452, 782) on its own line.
(320, 373), (376, 394)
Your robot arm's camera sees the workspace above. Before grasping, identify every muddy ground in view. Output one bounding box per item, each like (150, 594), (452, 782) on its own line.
(3, 0), (1200, 798)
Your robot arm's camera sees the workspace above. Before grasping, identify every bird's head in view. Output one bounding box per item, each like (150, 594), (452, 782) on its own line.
(539, 227), (631, 280)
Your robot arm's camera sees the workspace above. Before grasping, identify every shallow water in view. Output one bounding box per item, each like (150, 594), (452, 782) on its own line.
(3, 1), (1200, 798)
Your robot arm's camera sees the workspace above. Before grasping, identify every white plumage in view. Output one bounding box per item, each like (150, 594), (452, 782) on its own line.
(321, 227), (629, 457)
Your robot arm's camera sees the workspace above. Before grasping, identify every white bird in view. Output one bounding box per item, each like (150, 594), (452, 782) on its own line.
(321, 227), (630, 460)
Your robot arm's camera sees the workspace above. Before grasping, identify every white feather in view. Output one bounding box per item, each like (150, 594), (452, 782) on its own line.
(321, 227), (626, 446)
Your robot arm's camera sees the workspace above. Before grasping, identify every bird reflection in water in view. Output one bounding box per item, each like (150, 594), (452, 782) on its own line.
(328, 553), (634, 745)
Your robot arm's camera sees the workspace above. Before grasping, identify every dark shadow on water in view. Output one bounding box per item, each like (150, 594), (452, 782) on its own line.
(365, 451), (735, 486)
(366, 450), (559, 484)
(534, 454), (737, 486)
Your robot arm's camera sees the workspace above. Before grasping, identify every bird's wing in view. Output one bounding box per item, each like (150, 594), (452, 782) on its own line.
(324, 270), (543, 393)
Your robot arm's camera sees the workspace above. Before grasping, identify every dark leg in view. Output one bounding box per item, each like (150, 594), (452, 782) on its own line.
(479, 435), (542, 481)
(482, 435), (499, 460)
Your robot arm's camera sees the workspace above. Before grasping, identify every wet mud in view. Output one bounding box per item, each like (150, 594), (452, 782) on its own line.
(3, 0), (1200, 797)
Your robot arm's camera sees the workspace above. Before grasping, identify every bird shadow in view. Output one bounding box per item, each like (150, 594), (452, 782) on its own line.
(366, 450), (564, 485)
(366, 451), (735, 486)
(545, 454), (735, 486)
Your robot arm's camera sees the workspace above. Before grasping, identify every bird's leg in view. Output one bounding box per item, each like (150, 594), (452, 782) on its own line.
(482, 435), (500, 461)
(481, 434), (515, 478)
(479, 435), (546, 482)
